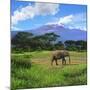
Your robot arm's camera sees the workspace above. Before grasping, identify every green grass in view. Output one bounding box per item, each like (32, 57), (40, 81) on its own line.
(11, 51), (87, 90)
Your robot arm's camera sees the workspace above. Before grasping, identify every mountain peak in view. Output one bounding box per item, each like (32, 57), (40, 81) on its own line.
(11, 24), (87, 41)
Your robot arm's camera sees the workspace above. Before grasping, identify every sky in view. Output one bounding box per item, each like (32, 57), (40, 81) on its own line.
(11, 0), (87, 31)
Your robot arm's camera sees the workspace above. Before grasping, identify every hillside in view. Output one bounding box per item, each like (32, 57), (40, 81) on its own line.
(11, 24), (87, 41)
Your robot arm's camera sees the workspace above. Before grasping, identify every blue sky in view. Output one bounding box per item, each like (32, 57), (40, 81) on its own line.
(11, 0), (87, 31)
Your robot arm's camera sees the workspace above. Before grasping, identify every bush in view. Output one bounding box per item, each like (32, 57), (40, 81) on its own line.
(66, 46), (78, 51)
(11, 54), (32, 69)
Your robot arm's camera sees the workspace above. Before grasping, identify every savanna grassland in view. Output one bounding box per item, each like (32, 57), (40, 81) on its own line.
(11, 51), (87, 90)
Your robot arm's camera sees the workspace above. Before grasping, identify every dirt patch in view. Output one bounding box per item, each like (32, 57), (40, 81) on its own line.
(32, 58), (86, 67)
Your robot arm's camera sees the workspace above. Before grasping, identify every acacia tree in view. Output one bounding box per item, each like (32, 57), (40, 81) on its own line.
(11, 32), (60, 51)
(64, 40), (87, 51)
(64, 40), (76, 50)
(11, 32), (33, 51)
(75, 40), (87, 51)
(55, 41), (64, 50)
(29, 33), (60, 50)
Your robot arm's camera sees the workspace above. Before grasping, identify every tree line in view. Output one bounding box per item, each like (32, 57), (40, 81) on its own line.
(11, 32), (87, 52)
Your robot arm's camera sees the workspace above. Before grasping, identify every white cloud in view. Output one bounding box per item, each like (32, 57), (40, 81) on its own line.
(12, 2), (59, 25)
(46, 15), (73, 25)
(58, 15), (73, 24)
(68, 13), (87, 30)
(11, 26), (23, 31)
(46, 13), (86, 31)
(34, 3), (59, 15)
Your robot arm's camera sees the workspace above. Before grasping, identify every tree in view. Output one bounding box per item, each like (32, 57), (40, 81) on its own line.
(64, 40), (77, 51)
(55, 41), (64, 50)
(75, 40), (87, 51)
(30, 33), (60, 50)
(64, 40), (87, 51)
(41, 33), (59, 50)
(11, 32), (60, 51)
(64, 40), (76, 47)
(11, 32), (33, 51)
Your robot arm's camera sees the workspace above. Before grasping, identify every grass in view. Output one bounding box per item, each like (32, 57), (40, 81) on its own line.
(11, 54), (32, 69)
(11, 51), (87, 90)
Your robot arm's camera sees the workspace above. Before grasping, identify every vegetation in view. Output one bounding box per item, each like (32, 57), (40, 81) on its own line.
(11, 32), (87, 89)
(64, 40), (87, 51)
(11, 51), (87, 90)
(11, 32), (87, 52)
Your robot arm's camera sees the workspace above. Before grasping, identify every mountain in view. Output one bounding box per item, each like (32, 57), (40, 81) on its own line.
(11, 24), (87, 41)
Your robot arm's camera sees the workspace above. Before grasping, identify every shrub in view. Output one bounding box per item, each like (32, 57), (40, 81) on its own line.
(11, 54), (32, 69)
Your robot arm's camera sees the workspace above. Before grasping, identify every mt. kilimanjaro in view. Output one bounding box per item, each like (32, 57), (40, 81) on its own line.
(11, 24), (87, 41)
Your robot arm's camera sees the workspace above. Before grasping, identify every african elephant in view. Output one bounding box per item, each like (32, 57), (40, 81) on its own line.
(51, 50), (70, 65)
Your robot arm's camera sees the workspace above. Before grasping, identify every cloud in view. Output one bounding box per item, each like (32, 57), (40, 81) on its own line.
(58, 15), (73, 24)
(67, 13), (87, 30)
(46, 15), (73, 25)
(11, 26), (23, 31)
(34, 3), (59, 15)
(46, 13), (86, 31)
(12, 2), (59, 25)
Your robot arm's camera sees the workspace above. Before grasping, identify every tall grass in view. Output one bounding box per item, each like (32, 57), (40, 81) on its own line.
(11, 51), (87, 90)
(11, 54), (31, 68)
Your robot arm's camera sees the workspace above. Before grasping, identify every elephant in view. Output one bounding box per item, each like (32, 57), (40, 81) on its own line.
(51, 50), (70, 65)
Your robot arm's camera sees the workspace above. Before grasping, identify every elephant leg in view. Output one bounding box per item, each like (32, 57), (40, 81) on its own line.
(51, 56), (57, 65)
(62, 59), (64, 65)
(62, 57), (66, 65)
(51, 56), (58, 65)
(64, 59), (66, 65)
(55, 59), (58, 65)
